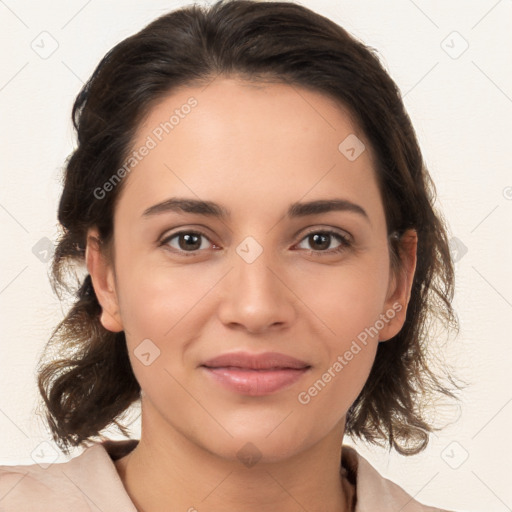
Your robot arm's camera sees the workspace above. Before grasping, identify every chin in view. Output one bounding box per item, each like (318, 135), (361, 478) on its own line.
(203, 430), (312, 466)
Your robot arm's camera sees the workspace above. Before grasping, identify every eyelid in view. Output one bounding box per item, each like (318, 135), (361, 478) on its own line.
(298, 225), (352, 241)
(158, 224), (216, 244)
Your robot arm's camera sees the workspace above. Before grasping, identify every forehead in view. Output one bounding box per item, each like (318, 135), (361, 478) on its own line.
(117, 77), (383, 227)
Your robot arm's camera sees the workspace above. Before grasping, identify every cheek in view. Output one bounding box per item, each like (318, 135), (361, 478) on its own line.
(297, 341), (377, 408)
(113, 254), (231, 394)
(115, 250), (214, 337)
(295, 277), (382, 426)
(288, 255), (389, 414)
(293, 254), (390, 340)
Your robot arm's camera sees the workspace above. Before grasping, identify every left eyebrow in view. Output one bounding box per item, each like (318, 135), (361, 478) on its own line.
(287, 199), (370, 224)
(142, 197), (370, 224)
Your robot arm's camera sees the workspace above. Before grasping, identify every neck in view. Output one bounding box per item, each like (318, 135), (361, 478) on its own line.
(115, 402), (354, 512)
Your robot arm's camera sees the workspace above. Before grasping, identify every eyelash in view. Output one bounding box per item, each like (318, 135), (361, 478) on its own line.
(159, 228), (352, 258)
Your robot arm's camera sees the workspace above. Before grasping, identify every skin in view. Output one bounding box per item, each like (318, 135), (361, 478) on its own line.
(86, 77), (417, 512)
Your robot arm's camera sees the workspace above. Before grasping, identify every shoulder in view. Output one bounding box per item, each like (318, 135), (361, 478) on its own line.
(0, 458), (87, 511)
(342, 445), (456, 512)
(0, 441), (137, 512)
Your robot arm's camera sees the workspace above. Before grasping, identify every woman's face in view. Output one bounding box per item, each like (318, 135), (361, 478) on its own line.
(88, 77), (413, 462)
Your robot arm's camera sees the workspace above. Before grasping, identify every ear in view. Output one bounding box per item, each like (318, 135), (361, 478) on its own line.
(379, 229), (417, 342)
(85, 227), (124, 333)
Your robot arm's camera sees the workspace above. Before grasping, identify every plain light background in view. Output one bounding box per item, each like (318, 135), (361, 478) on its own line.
(0, 1), (511, 511)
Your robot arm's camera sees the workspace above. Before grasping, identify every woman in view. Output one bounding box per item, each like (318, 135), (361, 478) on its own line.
(0, 1), (465, 510)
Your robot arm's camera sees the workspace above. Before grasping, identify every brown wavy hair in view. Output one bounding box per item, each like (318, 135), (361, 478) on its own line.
(36, 0), (465, 456)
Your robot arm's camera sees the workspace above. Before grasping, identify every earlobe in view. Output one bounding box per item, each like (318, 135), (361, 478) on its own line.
(379, 229), (418, 342)
(85, 228), (124, 333)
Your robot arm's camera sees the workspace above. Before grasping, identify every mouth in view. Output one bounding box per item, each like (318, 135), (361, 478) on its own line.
(199, 351), (311, 396)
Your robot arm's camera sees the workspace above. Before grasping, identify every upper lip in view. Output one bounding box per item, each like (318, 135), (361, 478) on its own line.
(201, 351), (311, 370)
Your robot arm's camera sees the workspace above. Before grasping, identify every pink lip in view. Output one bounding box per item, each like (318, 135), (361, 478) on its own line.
(201, 351), (310, 370)
(201, 367), (310, 396)
(200, 351), (311, 396)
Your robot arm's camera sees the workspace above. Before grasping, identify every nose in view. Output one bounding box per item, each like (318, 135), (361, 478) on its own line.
(216, 246), (296, 335)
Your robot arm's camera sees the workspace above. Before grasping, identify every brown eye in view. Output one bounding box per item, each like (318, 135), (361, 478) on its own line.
(296, 230), (352, 256)
(161, 230), (213, 256)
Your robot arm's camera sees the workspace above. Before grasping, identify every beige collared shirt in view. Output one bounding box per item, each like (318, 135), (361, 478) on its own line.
(0, 439), (453, 511)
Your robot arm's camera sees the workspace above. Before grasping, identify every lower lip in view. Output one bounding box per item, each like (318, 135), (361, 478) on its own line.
(201, 366), (310, 396)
